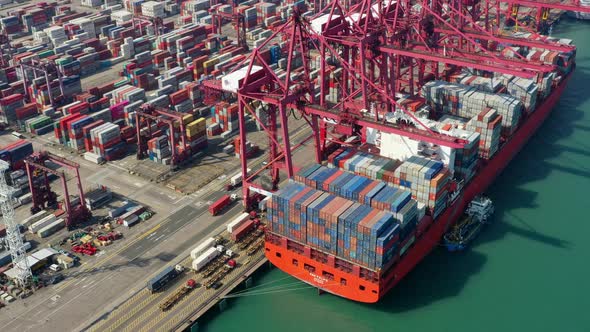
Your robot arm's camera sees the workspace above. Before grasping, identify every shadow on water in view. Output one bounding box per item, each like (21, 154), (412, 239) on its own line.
(375, 19), (588, 311)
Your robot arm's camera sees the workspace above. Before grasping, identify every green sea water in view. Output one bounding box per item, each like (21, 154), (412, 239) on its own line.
(203, 18), (590, 332)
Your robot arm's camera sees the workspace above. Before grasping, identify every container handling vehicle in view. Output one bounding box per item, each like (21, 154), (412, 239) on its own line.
(159, 279), (198, 311)
(146, 264), (184, 293)
(208, 194), (238, 216)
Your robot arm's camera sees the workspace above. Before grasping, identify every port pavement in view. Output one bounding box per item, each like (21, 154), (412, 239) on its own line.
(0, 120), (312, 331)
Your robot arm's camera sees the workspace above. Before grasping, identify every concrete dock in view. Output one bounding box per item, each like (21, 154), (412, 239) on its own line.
(84, 229), (268, 332)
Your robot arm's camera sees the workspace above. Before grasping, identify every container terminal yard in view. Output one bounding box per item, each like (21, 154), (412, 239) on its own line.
(0, 0), (589, 331)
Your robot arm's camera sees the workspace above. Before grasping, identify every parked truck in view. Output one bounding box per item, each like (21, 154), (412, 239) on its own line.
(192, 247), (220, 271)
(146, 264), (185, 293)
(190, 237), (217, 260)
(231, 218), (257, 242)
(228, 168), (252, 188)
(208, 194), (238, 216)
(227, 212), (251, 233)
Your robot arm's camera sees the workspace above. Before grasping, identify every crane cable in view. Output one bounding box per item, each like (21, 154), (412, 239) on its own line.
(226, 281), (309, 298)
(223, 285), (315, 298)
(224, 282), (341, 299)
(228, 271), (306, 296)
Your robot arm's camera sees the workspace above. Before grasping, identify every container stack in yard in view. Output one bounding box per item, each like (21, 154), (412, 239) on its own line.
(84, 185), (113, 210)
(0, 0), (310, 173)
(0, 140), (33, 171)
(233, 137), (259, 159)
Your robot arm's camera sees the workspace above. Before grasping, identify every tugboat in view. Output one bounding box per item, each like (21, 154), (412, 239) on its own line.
(444, 196), (494, 252)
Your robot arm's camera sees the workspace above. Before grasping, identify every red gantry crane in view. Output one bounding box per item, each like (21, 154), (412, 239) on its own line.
(210, 0), (248, 50)
(24, 151), (91, 230)
(19, 59), (66, 107)
(135, 104), (191, 168)
(204, 0), (587, 209)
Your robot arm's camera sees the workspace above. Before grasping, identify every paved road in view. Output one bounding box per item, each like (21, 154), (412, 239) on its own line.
(0, 104), (312, 332)
(120, 194), (242, 261)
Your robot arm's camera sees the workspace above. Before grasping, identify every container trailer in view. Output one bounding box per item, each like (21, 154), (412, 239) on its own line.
(191, 247), (220, 271)
(208, 194), (237, 216)
(146, 264), (184, 293)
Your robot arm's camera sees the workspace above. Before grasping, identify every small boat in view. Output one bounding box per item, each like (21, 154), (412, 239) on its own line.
(444, 196), (494, 252)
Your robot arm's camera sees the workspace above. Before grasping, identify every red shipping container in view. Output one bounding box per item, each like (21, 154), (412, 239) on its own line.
(169, 89), (189, 105)
(231, 219), (255, 242)
(15, 103), (38, 119)
(209, 195), (231, 216)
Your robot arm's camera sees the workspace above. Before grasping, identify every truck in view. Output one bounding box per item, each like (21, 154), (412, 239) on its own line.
(190, 237), (217, 260)
(227, 212), (251, 233)
(231, 219), (256, 242)
(204, 260), (237, 289)
(208, 194), (238, 216)
(159, 279), (198, 311)
(192, 247), (220, 271)
(229, 168), (252, 187)
(146, 264), (184, 293)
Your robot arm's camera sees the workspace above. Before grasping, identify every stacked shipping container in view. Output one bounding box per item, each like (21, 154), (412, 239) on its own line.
(327, 150), (450, 217)
(465, 108), (502, 159)
(421, 80), (524, 136)
(0, 140), (34, 171)
(267, 178), (411, 270)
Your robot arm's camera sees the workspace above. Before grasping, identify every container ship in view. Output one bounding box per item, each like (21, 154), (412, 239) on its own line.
(569, 0), (590, 19)
(256, 7), (578, 303)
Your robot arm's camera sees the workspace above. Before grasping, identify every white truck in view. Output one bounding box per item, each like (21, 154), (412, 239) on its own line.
(192, 247), (221, 271)
(229, 168), (252, 187)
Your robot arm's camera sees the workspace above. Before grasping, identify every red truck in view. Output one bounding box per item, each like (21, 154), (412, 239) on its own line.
(208, 194), (237, 216)
(231, 219), (256, 242)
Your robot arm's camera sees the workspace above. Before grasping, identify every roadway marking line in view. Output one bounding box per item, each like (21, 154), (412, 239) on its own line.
(109, 163), (128, 172)
(44, 154), (277, 324)
(89, 222), (260, 331)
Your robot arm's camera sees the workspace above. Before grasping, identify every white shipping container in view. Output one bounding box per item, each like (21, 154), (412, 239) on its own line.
(258, 196), (270, 211)
(230, 173), (242, 186)
(21, 210), (48, 227)
(226, 212), (250, 233)
(190, 237), (216, 260)
(192, 247), (220, 271)
(29, 214), (57, 233)
(123, 214), (139, 227)
(37, 218), (65, 238)
(221, 66), (263, 93)
(230, 167), (252, 186)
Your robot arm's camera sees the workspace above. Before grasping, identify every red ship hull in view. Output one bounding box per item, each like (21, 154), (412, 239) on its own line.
(264, 73), (572, 303)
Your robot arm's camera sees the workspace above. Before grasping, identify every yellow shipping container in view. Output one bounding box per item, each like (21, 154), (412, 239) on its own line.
(203, 57), (219, 69)
(182, 114), (194, 125)
(192, 118), (207, 129)
(186, 118), (207, 138)
(187, 128), (206, 138)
